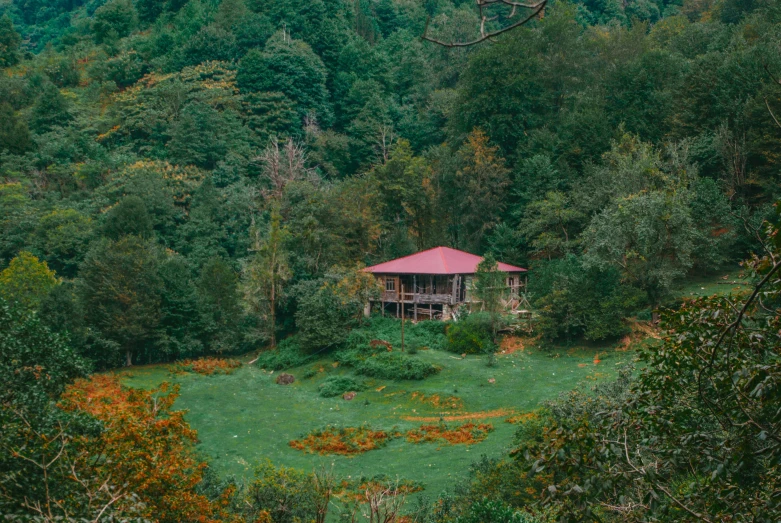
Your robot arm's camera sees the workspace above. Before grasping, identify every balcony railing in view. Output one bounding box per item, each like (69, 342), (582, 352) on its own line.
(380, 291), (454, 305)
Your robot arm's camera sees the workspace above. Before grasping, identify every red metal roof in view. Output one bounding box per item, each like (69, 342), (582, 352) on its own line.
(364, 247), (526, 275)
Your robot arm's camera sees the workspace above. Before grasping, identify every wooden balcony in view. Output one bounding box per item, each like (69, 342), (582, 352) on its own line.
(380, 291), (454, 305)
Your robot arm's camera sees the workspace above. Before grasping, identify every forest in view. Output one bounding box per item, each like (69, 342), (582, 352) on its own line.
(1, 0), (780, 520)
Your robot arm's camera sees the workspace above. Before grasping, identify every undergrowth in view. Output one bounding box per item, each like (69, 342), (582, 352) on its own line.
(346, 317), (448, 352)
(318, 375), (366, 398)
(446, 313), (498, 354)
(349, 351), (440, 380)
(289, 424), (397, 455)
(254, 337), (311, 370)
(169, 357), (242, 375)
(410, 392), (464, 410)
(331, 318), (444, 380)
(406, 422), (494, 445)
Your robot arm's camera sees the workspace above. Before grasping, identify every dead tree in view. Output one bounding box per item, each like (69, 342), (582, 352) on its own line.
(421, 0), (547, 48)
(256, 137), (318, 200)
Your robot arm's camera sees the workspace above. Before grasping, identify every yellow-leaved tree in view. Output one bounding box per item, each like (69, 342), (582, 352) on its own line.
(0, 251), (59, 311)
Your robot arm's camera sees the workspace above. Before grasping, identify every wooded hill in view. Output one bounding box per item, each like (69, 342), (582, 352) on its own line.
(0, 0), (779, 360)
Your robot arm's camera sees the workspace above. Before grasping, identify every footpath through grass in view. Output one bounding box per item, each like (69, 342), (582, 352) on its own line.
(120, 343), (630, 498)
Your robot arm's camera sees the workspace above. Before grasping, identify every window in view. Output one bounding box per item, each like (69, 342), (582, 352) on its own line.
(508, 277), (515, 288)
(385, 278), (396, 291)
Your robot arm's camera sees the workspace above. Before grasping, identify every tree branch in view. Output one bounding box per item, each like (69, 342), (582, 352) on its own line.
(421, 0), (546, 48)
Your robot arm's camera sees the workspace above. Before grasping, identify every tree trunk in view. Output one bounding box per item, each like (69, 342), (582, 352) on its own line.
(125, 349), (133, 367)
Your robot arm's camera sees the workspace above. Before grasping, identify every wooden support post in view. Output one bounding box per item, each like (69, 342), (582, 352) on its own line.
(400, 283), (405, 351)
(429, 303), (433, 318)
(413, 276), (417, 321)
(451, 275), (459, 305)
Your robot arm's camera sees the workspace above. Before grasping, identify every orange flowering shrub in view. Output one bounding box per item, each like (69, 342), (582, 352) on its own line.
(170, 357), (242, 375)
(60, 374), (238, 523)
(410, 391), (464, 410)
(406, 422), (494, 445)
(289, 425), (396, 455)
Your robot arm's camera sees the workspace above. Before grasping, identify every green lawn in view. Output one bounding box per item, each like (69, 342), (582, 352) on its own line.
(119, 344), (629, 498)
(672, 266), (751, 300)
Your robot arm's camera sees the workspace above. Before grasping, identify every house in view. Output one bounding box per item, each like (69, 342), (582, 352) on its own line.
(364, 246), (527, 320)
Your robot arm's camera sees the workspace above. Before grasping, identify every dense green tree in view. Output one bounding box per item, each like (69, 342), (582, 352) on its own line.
(371, 140), (437, 249)
(0, 251), (59, 311)
(168, 102), (250, 169)
(96, 162), (197, 243)
(242, 207), (291, 348)
(0, 16), (22, 68)
(197, 257), (243, 353)
(582, 191), (696, 307)
(0, 103), (32, 154)
(30, 82), (72, 133)
(177, 24), (238, 68)
(92, 0), (137, 44)
(472, 253), (507, 342)
(453, 129), (511, 251)
(79, 236), (162, 366)
(530, 254), (643, 341)
(100, 196), (153, 240)
(518, 191), (583, 260)
(0, 300), (91, 517)
(157, 254), (202, 360)
(33, 208), (92, 277)
(237, 32), (332, 127)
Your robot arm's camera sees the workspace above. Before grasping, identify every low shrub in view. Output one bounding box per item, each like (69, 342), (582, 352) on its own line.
(456, 499), (538, 523)
(406, 422), (494, 445)
(169, 357), (242, 375)
(447, 313), (497, 354)
(318, 375), (366, 398)
(289, 424), (396, 455)
(353, 352), (440, 380)
(343, 317), (448, 353)
(254, 337), (311, 370)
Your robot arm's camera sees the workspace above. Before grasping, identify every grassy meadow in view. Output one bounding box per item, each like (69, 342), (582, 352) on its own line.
(120, 341), (631, 498)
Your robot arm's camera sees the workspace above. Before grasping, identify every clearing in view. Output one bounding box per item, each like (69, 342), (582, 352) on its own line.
(119, 342), (630, 497)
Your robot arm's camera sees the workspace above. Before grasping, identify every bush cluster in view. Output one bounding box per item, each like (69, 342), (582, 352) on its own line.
(446, 313), (497, 354)
(318, 375), (365, 398)
(253, 337), (310, 370)
(351, 351), (439, 380)
(344, 317), (448, 352)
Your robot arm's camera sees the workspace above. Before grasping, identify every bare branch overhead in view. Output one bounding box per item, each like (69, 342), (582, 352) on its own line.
(421, 0), (547, 48)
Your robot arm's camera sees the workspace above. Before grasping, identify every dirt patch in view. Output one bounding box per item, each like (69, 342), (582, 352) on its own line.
(289, 425), (395, 455)
(168, 357), (242, 376)
(406, 422), (494, 445)
(402, 408), (513, 422)
(343, 391), (357, 401)
(499, 336), (536, 355)
(410, 392), (463, 410)
(276, 373), (295, 385)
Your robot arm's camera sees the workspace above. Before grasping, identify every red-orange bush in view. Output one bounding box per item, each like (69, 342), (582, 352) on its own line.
(289, 425), (395, 455)
(169, 357), (242, 375)
(406, 422), (494, 445)
(60, 375), (238, 523)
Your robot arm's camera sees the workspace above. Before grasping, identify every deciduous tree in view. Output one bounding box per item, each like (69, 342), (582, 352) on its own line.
(0, 251), (59, 311)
